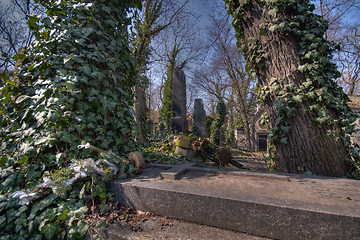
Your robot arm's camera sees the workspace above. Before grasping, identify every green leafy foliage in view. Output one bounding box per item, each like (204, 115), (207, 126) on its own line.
(210, 101), (227, 146)
(0, 0), (143, 238)
(142, 134), (185, 165)
(2, 0), (137, 165)
(142, 133), (207, 166)
(159, 60), (175, 132)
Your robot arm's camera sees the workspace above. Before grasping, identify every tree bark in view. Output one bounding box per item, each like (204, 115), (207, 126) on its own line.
(234, 82), (253, 150)
(231, 0), (349, 177)
(134, 85), (147, 143)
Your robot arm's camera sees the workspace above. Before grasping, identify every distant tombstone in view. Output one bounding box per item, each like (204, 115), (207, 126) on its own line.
(194, 99), (206, 138)
(172, 70), (187, 132)
(235, 128), (247, 149)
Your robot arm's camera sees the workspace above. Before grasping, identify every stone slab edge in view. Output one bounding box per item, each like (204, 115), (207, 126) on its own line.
(146, 163), (359, 182)
(160, 163), (196, 180)
(109, 178), (360, 240)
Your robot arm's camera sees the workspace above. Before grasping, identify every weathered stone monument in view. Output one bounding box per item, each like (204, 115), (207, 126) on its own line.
(194, 99), (206, 138)
(110, 164), (360, 240)
(172, 70), (187, 132)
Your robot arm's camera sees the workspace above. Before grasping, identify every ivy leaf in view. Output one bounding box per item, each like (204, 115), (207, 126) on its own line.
(29, 194), (58, 220)
(306, 91), (316, 99)
(42, 17), (51, 27)
(286, 107), (296, 117)
(27, 15), (40, 29)
(40, 222), (62, 240)
(34, 136), (54, 146)
(76, 220), (89, 237)
(268, 8), (278, 17)
(79, 184), (86, 199)
(0, 155), (7, 167)
(12, 53), (26, 62)
(69, 206), (88, 219)
(292, 95), (303, 103)
(100, 203), (110, 215)
(15, 94), (31, 104)
(302, 81), (312, 88)
(278, 22), (286, 30)
(0, 215), (6, 226)
(260, 28), (266, 36)
(269, 25), (277, 32)
(298, 64), (308, 73)
(132, 0), (142, 10)
(245, 63), (252, 73)
(316, 117), (327, 125)
(79, 65), (92, 75)
(57, 209), (69, 221)
(81, 27), (94, 38)
(6, 208), (17, 222)
(27, 168), (41, 181)
(281, 126), (291, 133)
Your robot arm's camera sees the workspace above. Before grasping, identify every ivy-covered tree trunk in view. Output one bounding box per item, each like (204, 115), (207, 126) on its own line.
(134, 85), (148, 143)
(132, 0), (167, 144)
(233, 81), (253, 150)
(211, 101), (227, 146)
(0, 1), (141, 238)
(160, 58), (175, 131)
(225, 0), (358, 177)
(2, 0), (139, 163)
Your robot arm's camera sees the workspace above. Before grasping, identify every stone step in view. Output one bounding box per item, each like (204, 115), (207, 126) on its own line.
(108, 164), (360, 240)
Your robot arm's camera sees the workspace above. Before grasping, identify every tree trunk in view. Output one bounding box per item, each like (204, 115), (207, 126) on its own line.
(235, 85), (253, 150)
(134, 86), (147, 143)
(227, 0), (349, 177)
(347, 76), (355, 96)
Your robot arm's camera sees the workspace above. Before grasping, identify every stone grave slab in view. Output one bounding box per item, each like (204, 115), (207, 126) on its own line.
(109, 164), (360, 240)
(160, 162), (196, 180)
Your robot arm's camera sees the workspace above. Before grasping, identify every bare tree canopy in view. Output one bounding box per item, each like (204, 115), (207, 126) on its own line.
(315, 0), (360, 95)
(0, 0), (43, 72)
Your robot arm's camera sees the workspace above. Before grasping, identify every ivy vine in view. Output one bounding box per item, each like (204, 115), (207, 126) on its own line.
(159, 59), (175, 132)
(225, 0), (359, 177)
(210, 101), (227, 146)
(0, 0), (142, 238)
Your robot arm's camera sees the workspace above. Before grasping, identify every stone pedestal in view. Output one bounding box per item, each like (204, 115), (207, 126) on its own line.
(174, 136), (195, 158)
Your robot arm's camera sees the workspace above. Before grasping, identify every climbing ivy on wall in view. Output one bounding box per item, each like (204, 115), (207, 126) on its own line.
(225, 0), (359, 177)
(0, 0), (141, 238)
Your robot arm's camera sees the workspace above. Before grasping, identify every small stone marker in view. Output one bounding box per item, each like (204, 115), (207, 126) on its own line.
(174, 136), (195, 158)
(160, 162), (196, 180)
(128, 151), (145, 173)
(172, 70), (187, 132)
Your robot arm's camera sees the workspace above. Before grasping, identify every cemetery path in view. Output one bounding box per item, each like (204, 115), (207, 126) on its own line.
(106, 215), (271, 240)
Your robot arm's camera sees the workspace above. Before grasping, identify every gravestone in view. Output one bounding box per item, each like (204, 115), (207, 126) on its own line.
(110, 164), (360, 240)
(174, 136), (195, 158)
(194, 99), (206, 138)
(235, 128), (247, 149)
(172, 70), (187, 132)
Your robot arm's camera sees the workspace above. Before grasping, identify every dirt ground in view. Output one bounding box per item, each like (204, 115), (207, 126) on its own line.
(84, 203), (271, 240)
(96, 215), (270, 240)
